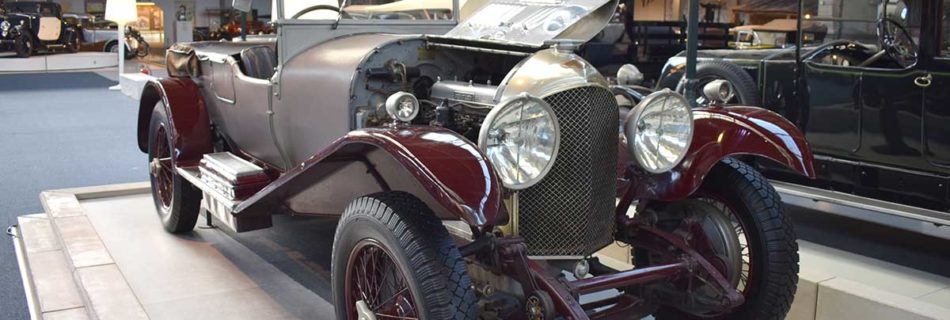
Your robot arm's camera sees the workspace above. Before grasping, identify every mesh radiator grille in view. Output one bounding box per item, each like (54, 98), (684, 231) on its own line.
(518, 86), (619, 257)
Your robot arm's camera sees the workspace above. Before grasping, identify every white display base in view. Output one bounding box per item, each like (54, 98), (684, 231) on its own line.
(11, 183), (331, 320)
(0, 52), (119, 73)
(120, 73), (156, 99)
(10, 183), (950, 320)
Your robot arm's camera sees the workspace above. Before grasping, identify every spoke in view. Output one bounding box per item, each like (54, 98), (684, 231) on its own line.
(372, 286), (410, 313)
(373, 258), (396, 305)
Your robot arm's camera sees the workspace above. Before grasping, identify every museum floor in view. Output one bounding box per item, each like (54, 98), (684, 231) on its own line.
(2, 70), (950, 320)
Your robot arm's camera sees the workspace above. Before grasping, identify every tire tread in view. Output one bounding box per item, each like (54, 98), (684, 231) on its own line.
(335, 192), (478, 320)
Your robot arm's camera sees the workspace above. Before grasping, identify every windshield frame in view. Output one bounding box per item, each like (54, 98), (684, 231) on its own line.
(274, 0), (460, 26)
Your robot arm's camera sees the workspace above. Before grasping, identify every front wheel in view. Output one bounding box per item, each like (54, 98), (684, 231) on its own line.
(148, 103), (202, 233)
(331, 192), (478, 320)
(642, 158), (798, 320)
(14, 32), (34, 58)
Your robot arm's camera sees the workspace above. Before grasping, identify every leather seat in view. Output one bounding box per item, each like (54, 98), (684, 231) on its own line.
(240, 46), (277, 80)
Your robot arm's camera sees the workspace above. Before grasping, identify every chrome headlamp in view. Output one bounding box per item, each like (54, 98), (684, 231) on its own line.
(1, 21), (10, 38)
(479, 93), (560, 190)
(624, 89), (694, 173)
(384, 91), (420, 123)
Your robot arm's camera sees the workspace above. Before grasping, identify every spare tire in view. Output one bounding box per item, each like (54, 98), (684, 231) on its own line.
(666, 60), (761, 107)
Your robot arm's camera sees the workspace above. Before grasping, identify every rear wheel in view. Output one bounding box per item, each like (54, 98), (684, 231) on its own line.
(136, 39), (149, 57)
(14, 32), (34, 58)
(148, 103), (202, 233)
(641, 158), (798, 320)
(65, 32), (79, 53)
(332, 192), (477, 320)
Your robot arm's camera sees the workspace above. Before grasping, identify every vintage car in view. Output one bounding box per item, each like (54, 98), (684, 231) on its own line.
(136, 0), (814, 318)
(0, 1), (79, 57)
(657, 0), (950, 227)
(62, 13), (146, 59)
(730, 19), (827, 50)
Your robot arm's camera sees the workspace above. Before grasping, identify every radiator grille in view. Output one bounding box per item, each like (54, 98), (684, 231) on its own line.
(518, 86), (619, 257)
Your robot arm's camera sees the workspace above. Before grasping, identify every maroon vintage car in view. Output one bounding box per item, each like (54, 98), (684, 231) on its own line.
(135, 0), (814, 318)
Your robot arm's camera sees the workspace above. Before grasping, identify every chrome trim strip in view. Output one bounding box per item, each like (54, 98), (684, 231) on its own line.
(772, 180), (950, 226)
(813, 155), (949, 179)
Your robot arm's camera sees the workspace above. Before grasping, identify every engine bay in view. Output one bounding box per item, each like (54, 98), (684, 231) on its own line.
(351, 39), (527, 142)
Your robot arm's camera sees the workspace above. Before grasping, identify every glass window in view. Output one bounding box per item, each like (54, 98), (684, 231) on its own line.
(737, 31), (754, 43)
(39, 4), (56, 17)
(282, 0), (454, 21)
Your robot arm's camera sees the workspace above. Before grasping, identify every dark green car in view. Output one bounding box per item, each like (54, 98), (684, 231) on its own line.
(658, 0), (950, 226)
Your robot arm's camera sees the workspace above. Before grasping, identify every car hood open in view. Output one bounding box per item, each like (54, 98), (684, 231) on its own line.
(440, 0), (617, 49)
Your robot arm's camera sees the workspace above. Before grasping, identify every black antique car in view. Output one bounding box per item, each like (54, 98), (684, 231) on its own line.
(657, 0), (950, 226)
(0, 1), (79, 57)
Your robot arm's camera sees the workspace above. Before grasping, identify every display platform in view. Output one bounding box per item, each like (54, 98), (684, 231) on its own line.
(9, 183), (950, 320)
(0, 52), (118, 73)
(9, 182), (332, 320)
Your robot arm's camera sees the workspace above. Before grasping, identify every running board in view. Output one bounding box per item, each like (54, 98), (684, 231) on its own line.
(176, 162), (272, 232)
(771, 181), (950, 238)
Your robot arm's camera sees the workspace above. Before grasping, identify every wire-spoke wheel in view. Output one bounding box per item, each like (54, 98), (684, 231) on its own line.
(332, 192), (477, 320)
(346, 239), (419, 319)
(147, 103), (201, 233)
(642, 158), (798, 320)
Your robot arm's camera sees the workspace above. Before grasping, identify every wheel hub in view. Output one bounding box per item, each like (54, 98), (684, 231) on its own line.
(355, 300), (376, 320)
(149, 158), (162, 176)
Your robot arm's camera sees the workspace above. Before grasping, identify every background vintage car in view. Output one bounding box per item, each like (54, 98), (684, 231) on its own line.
(657, 0), (950, 227)
(0, 1), (79, 57)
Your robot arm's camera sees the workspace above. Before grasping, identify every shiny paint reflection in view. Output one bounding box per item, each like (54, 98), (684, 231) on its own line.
(627, 106), (815, 201)
(236, 126), (506, 230)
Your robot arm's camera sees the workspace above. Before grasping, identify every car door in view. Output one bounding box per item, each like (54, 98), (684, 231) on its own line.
(36, 5), (62, 42)
(854, 0), (930, 172)
(855, 67), (926, 169)
(802, 50), (863, 156)
(206, 53), (286, 169)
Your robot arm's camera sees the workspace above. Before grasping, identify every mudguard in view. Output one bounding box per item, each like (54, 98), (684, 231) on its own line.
(235, 126), (507, 230)
(136, 78), (213, 166)
(627, 106), (815, 201)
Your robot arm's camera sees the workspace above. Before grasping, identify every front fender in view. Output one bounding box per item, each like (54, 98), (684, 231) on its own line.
(136, 78), (212, 166)
(236, 126), (506, 230)
(628, 106), (814, 201)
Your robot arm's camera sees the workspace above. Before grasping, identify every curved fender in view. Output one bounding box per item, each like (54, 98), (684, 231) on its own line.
(236, 126), (507, 229)
(136, 78), (212, 166)
(628, 106), (815, 201)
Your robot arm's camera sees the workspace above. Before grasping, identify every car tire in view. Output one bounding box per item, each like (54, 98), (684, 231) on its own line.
(106, 41), (134, 60)
(147, 103), (202, 234)
(136, 40), (149, 58)
(65, 31), (79, 53)
(331, 192), (478, 320)
(105, 40), (118, 53)
(641, 158), (798, 320)
(14, 32), (34, 58)
(694, 61), (760, 106)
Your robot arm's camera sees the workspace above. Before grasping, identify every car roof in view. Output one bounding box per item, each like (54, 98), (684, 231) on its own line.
(4, 1), (60, 12)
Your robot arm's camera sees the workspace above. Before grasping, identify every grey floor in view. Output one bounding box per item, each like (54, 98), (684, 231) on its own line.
(0, 70), (143, 319)
(1, 70), (950, 319)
